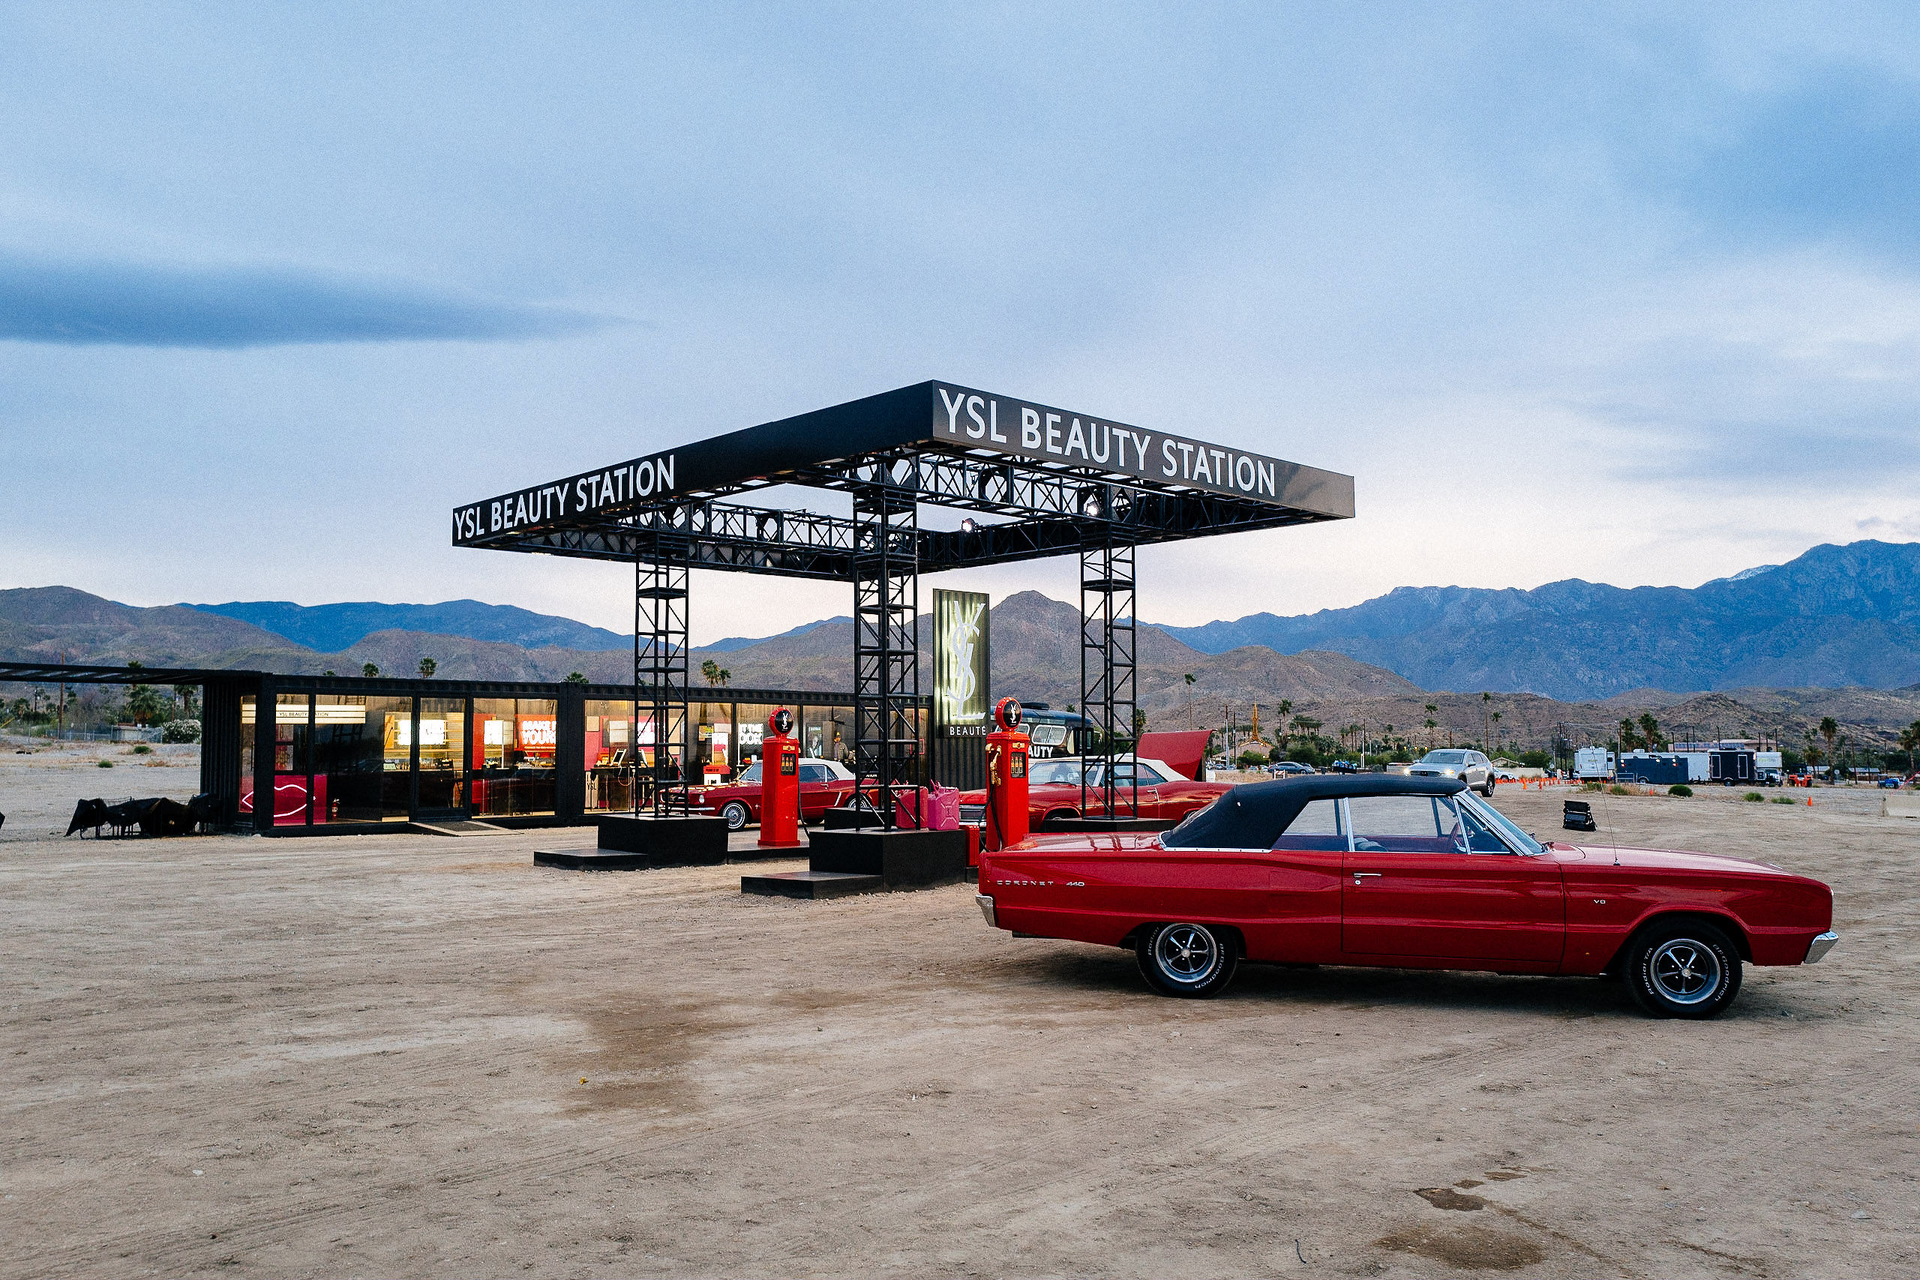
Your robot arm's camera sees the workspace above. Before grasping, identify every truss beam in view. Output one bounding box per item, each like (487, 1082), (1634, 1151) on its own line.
(851, 482), (920, 829)
(634, 535), (692, 817)
(1080, 534), (1138, 821)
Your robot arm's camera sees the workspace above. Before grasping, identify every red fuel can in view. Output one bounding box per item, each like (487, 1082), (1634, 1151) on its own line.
(758, 708), (802, 848)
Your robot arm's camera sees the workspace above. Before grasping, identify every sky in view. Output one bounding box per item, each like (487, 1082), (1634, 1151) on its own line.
(5, 3), (1920, 644)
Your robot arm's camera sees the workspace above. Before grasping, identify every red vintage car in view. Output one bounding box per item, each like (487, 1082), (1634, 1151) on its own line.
(688, 757), (859, 830)
(957, 755), (1231, 828)
(976, 775), (1837, 1018)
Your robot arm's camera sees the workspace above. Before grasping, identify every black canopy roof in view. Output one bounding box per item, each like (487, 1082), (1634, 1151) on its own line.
(450, 380), (1354, 577)
(1163, 774), (1468, 849)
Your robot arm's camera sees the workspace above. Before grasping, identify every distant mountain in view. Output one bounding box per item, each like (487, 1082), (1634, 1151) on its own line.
(184, 598), (632, 652)
(700, 590), (1422, 713)
(9, 584), (1919, 754)
(704, 617), (852, 653)
(1156, 540), (1920, 700)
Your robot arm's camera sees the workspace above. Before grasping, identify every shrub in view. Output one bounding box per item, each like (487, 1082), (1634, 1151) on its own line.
(1668, 784), (1692, 797)
(161, 718), (201, 743)
(97, 760), (113, 768)
(131, 744), (152, 755)
(1608, 784), (1630, 795)
(1580, 781), (1603, 792)
(1771, 796), (1797, 805)
(1743, 791), (1764, 802)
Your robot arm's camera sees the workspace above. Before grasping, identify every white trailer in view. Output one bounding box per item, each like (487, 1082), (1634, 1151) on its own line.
(1573, 747), (1615, 780)
(1680, 752), (1711, 782)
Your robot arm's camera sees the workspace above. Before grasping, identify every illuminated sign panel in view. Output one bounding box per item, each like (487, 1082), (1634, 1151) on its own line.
(934, 589), (990, 740)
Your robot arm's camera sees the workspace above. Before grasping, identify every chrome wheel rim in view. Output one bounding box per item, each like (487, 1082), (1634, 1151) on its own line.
(1649, 938), (1722, 1005)
(724, 803), (748, 831)
(1154, 924), (1220, 985)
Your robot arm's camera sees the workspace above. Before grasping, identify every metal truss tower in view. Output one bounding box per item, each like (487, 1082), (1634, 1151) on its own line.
(1080, 528), (1138, 820)
(633, 533), (691, 817)
(852, 476), (920, 829)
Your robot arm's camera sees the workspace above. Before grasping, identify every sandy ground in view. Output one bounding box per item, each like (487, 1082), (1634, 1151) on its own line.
(2, 751), (1917, 1279)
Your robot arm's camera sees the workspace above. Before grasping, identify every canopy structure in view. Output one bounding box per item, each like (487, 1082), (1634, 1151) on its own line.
(453, 381), (1354, 826)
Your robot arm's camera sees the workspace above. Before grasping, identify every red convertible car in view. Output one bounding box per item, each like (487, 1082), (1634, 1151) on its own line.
(958, 756), (1231, 827)
(976, 775), (1837, 1018)
(689, 757), (859, 830)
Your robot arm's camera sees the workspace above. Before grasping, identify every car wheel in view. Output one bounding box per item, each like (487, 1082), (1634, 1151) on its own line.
(1624, 920), (1742, 1019)
(1135, 922), (1238, 999)
(721, 801), (752, 832)
(1479, 778), (1495, 796)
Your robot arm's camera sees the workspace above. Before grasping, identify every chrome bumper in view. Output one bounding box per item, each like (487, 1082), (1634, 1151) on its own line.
(1805, 931), (1839, 964)
(975, 894), (997, 929)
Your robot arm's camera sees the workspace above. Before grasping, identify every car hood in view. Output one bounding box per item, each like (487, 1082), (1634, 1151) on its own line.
(1554, 842), (1799, 876)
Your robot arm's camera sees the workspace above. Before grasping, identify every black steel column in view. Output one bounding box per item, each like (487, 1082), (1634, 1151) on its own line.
(200, 678), (246, 827)
(852, 476), (920, 828)
(635, 531), (692, 817)
(1080, 528), (1138, 818)
(555, 686), (586, 820)
(252, 673), (276, 834)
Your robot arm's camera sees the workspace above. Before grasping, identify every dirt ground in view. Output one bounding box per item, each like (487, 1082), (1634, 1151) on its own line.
(3, 747), (1916, 1278)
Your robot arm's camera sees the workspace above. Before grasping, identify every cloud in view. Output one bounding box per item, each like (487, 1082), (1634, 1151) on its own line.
(0, 253), (613, 348)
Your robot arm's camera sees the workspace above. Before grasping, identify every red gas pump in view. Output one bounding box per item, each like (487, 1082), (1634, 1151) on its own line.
(983, 696), (1030, 852)
(758, 708), (802, 849)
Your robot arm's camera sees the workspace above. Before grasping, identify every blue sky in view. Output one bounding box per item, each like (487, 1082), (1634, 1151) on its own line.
(4, 3), (1919, 642)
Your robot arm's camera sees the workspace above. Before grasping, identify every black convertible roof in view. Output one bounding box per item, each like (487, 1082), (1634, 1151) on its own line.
(1164, 773), (1467, 849)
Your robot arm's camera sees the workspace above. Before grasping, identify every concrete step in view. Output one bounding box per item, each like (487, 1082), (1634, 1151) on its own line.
(740, 870), (884, 899)
(413, 819), (510, 836)
(533, 847), (650, 871)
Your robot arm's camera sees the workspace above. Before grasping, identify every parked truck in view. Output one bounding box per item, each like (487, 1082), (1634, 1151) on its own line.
(1573, 747), (1615, 781)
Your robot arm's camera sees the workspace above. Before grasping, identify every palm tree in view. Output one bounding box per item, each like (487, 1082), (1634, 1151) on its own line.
(1900, 720), (1920, 776)
(700, 658), (731, 687)
(1481, 691), (1491, 750)
(1490, 710), (1503, 753)
(1819, 717), (1839, 768)
(362, 663), (379, 678)
(1184, 672), (1197, 729)
(1424, 703), (1438, 751)
(417, 657), (437, 678)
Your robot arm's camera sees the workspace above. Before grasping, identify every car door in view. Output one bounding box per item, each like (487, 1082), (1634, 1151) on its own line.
(1250, 796), (1344, 962)
(1085, 763), (1160, 817)
(1341, 793), (1564, 962)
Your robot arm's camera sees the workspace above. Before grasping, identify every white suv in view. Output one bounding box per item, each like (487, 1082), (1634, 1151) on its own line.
(1408, 749), (1494, 796)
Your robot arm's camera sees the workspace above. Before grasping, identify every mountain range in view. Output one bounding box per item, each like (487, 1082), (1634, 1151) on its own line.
(1159, 540), (1920, 699)
(7, 574), (1920, 753)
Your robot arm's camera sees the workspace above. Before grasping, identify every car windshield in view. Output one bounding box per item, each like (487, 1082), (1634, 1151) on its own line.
(737, 763), (761, 784)
(1457, 791), (1543, 855)
(1421, 751), (1469, 765)
(1029, 760), (1086, 786)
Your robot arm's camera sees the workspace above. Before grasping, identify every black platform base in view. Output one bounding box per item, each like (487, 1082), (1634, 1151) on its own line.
(822, 806), (884, 830)
(805, 827), (970, 889)
(740, 870), (885, 899)
(534, 847), (650, 871)
(596, 814), (729, 864)
(1040, 816), (1176, 833)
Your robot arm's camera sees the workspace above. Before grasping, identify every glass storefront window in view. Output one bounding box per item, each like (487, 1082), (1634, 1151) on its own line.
(697, 701), (734, 783)
(312, 695), (411, 823)
(803, 705), (854, 766)
(735, 704), (775, 773)
(417, 698), (467, 812)
(240, 694), (318, 826)
(474, 698), (556, 817)
(584, 699), (634, 813)
(238, 695), (257, 821)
